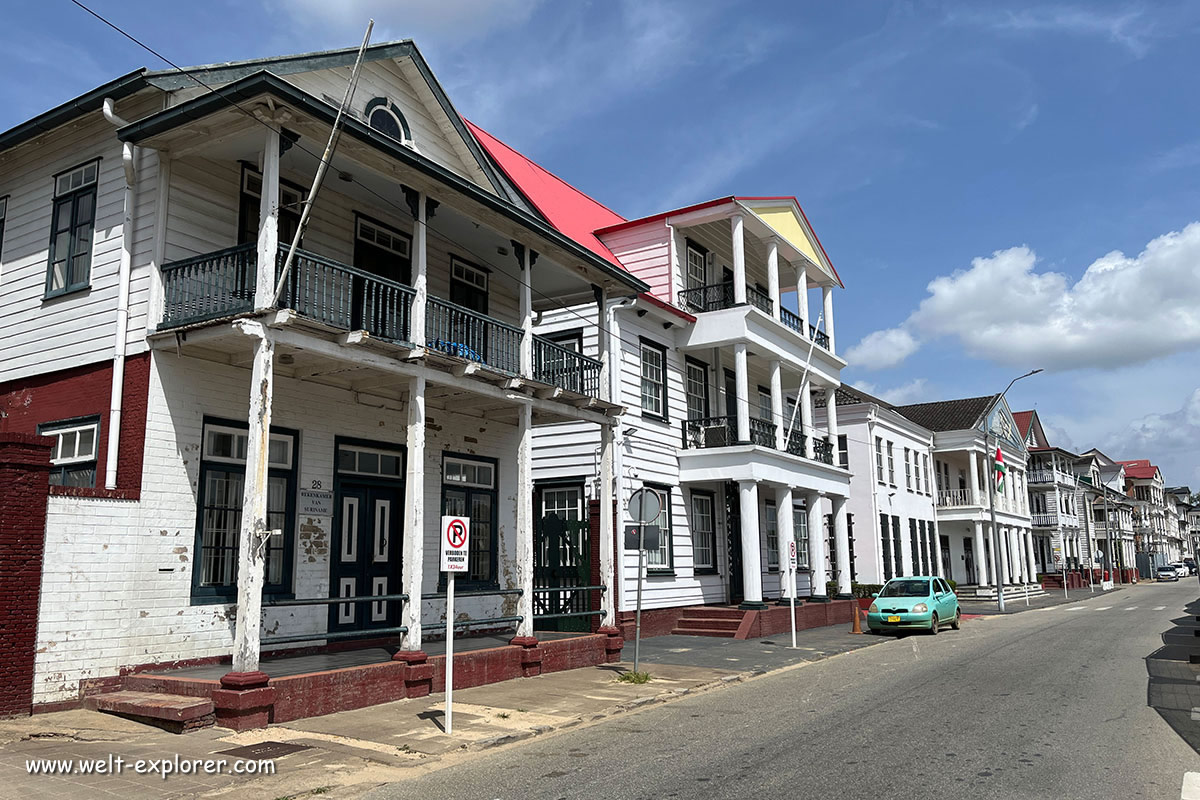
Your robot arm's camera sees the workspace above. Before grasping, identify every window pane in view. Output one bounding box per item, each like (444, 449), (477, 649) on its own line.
(62, 465), (95, 488)
(76, 427), (95, 458)
(765, 504), (779, 567)
(268, 438), (289, 467)
(469, 492), (492, 582)
(645, 486), (670, 567)
(338, 448), (356, 472)
(691, 495), (713, 569)
(358, 451), (379, 474)
(59, 430), (78, 459)
(201, 470), (243, 587)
(380, 454), (400, 476)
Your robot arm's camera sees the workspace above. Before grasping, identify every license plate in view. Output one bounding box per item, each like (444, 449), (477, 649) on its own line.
(886, 615), (901, 623)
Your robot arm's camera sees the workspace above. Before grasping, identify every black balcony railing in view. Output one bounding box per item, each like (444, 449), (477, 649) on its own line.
(160, 243), (257, 327)
(426, 296), (522, 374)
(786, 429), (806, 456)
(682, 416), (737, 449)
(813, 437), (834, 465)
(532, 336), (601, 396)
(749, 418), (776, 448)
(810, 324), (830, 349)
(678, 282), (736, 314)
(746, 285), (773, 315)
(277, 247), (416, 341)
(780, 307), (805, 336)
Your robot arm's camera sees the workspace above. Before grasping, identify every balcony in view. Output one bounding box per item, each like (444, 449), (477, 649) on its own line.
(749, 417), (776, 448)
(680, 416), (836, 466)
(1028, 469), (1074, 485)
(676, 282), (833, 352)
(159, 245), (603, 397)
(937, 489), (973, 508)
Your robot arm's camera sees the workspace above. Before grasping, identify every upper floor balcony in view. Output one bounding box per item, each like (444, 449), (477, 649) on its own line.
(1028, 468), (1076, 486)
(1031, 511), (1080, 529)
(677, 282), (831, 350)
(935, 487), (1026, 518)
(679, 415), (837, 466)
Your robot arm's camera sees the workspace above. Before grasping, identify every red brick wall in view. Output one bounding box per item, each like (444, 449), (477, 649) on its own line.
(0, 354), (150, 498)
(0, 433), (53, 718)
(616, 607), (686, 640)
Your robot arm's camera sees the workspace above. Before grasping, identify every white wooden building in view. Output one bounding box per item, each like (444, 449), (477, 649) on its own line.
(0, 41), (647, 710)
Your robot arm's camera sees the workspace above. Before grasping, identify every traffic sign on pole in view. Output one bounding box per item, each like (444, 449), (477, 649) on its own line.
(440, 516), (470, 736)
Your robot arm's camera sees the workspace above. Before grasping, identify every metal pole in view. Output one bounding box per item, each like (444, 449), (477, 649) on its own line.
(633, 526), (645, 673)
(445, 571), (454, 736)
(987, 432), (1006, 613)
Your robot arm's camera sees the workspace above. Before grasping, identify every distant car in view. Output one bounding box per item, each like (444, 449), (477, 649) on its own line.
(867, 576), (960, 635)
(1185, 559), (1198, 576)
(1173, 563), (1190, 578)
(1157, 565), (1180, 582)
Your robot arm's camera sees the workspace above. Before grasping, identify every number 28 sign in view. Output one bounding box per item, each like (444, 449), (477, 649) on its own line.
(440, 516), (470, 573)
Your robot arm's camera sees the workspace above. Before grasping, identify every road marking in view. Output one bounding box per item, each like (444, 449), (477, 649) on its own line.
(1124, 607), (1138, 611)
(1067, 606), (1088, 611)
(1155, 606), (1166, 611)
(1096, 606), (1112, 611)
(1181, 770), (1200, 799)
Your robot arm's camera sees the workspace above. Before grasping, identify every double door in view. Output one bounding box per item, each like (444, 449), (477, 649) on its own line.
(329, 482), (404, 632)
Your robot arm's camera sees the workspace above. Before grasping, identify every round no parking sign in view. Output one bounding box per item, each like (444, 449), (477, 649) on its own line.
(440, 516), (470, 573)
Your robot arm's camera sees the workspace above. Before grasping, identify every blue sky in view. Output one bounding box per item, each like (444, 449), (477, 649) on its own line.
(3, 1), (1199, 485)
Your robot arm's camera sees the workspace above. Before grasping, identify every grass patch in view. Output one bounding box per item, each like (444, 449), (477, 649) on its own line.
(617, 670), (652, 684)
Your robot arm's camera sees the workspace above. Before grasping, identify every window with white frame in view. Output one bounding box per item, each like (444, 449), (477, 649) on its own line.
(758, 388), (772, 421)
(875, 437), (884, 483)
(690, 491), (715, 571)
(195, 421), (296, 598)
(46, 161), (99, 296)
(794, 500), (810, 567)
(443, 455), (498, 585)
(39, 417), (100, 487)
(640, 340), (667, 419)
(887, 441), (895, 485)
(922, 454), (931, 495)
(904, 448), (912, 490)
(765, 501), (779, 569)
(685, 243), (707, 290)
(643, 483), (673, 569)
(337, 444), (403, 478)
(685, 359), (709, 420)
(449, 257), (489, 314)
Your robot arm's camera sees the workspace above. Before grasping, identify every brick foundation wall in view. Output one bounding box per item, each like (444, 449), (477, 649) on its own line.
(0, 434), (53, 718)
(0, 354), (150, 497)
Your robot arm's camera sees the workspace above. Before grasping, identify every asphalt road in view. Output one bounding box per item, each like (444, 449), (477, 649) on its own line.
(367, 581), (1200, 800)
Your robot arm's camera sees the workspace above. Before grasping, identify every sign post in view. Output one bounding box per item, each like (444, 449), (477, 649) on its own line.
(440, 516), (470, 735)
(1052, 546), (1066, 600)
(626, 489), (662, 674)
(787, 540), (798, 649)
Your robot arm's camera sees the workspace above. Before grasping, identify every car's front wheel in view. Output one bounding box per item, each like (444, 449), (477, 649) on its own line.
(950, 609), (961, 630)
(929, 613), (939, 635)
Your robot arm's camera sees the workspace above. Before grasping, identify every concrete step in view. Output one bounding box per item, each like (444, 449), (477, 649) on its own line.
(89, 691), (215, 734)
(673, 617), (742, 632)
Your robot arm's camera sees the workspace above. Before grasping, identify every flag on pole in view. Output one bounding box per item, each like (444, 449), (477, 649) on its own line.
(994, 446), (1007, 492)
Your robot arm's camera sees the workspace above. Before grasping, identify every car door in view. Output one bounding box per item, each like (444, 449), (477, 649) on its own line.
(938, 578), (957, 619)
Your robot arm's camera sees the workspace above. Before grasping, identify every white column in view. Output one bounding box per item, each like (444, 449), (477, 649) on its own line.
(599, 424), (616, 626)
(968, 451), (981, 505)
(231, 322), (273, 674)
(833, 495), (851, 597)
(514, 403), (534, 637)
(596, 289), (609, 401)
(800, 377), (814, 459)
(1011, 528), (1025, 584)
(518, 246), (533, 379)
(254, 128), (280, 310)
(1025, 529), (1037, 583)
(766, 237), (781, 318)
(807, 491), (828, 599)
(401, 374), (426, 651)
(932, 521), (944, 577)
(822, 285), (836, 354)
(776, 487), (795, 601)
(738, 480), (765, 608)
(974, 521), (988, 587)
(734, 343), (750, 443)
(410, 193), (427, 348)
(731, 214), (747, 305)
(998, 525), (1012, 585)
(770, 360), (784, 450)
(826, 385), (840, 464)
(795, 264), (810, 324)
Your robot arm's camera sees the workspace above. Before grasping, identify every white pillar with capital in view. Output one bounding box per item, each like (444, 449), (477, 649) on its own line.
(770, 359), (784, 451)
(776, 487), (795, 603)
(731, 213), (747, 305)
(800, 377), (814, 459)
(767, 237), (781, 319)
(807, 491), (828, 600)
(998, 524), (1012, 585)
(821, 285), (836, 354)
(968, 450), (981, 506)
(974, 520), (988, 587)
(738, 480), (766, 609)
(734, 343), (750, 444)
(795, 264), (810, 324)
(832, 495), (851, 597)
(826, 385), (840, 464)
(1025, 529), (1037, 584)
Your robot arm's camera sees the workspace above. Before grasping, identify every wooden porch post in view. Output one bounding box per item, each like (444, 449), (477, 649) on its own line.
(731, 214), (747, 305)
(410, 192), (427, 348)
(401, 374), (426, 650)
(254, 128), (280, 310)
(514, 403), (535, 638)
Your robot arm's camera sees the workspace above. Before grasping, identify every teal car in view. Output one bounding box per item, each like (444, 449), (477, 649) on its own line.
(867, 576), (961, 635)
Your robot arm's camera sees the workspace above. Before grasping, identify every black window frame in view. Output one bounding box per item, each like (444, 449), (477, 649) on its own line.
(643, 481), (675, 573)
(639, 337), (669, 422)
(45, 160), (100, 298)
(38, 414), (101, 488)
(689, 488), (718, 574)
(438, 450), (501, 591)
(191, 416), (299, 604)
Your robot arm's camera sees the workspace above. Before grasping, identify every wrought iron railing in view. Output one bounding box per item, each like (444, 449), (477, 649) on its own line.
(786, 429), (806, 456)
(813, 437), (834, 465)
(160, 243), (257, 327)
(811, 324), (830, 349)
(277, 247), (416, 341)
(678, 282), (735, 314)
(749, 417), (776, 448)
(682, 415), (737, 449)
(780, 307), (805, 336)
(532, 336), (601, 396)
(746, 284), (773, 315)
(426, 296), (522, 374)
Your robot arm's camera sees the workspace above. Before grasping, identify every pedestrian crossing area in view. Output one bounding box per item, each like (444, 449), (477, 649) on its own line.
(1056, 604), (1167, 612)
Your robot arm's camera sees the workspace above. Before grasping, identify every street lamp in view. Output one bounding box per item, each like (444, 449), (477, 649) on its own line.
(987, 368), (1043, 613)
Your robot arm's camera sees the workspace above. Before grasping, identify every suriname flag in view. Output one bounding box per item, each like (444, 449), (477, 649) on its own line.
(994, 446), (1007, 492)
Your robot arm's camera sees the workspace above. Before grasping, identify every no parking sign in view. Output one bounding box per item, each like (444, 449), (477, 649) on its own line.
(440, 516), (470, 573)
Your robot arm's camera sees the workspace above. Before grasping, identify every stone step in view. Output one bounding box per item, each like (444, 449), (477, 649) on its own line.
(89, 691), (215, 734)
(678, 607), (746, 620)
(670, 626), (737, 638)
(674, 617), (742, 631)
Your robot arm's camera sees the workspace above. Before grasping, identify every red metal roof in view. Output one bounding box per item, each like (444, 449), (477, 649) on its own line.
(1117, 459), (1159, 479)
(1013, 411), (1034, 439)
(465, 121), (625, 268)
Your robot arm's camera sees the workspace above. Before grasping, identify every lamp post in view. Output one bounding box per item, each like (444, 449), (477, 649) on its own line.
(987, 368), (1043, 613)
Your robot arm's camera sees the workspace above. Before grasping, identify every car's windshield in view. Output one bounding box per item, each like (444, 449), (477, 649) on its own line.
(880, 579), (930, 597)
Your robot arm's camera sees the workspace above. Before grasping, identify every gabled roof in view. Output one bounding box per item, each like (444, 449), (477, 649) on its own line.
(466, 121), (625, 267)
(1117, 459), (1160, 480)
(818, 384), (896, 409)
(893, 395), (998, 433)
(1013, 411), (1034, 438)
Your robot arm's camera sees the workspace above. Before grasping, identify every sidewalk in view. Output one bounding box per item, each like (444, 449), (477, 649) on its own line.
(0, 621), (889, 799)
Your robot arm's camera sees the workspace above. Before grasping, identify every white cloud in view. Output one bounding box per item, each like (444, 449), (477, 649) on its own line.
(845, 327), (920, 370)
(265, 0), (546, 44)
(950, 6), (1157, 57)
(852, 378), (930, 406)
(849, 221), (1200, 373)
(1102, 388), (1200, 487)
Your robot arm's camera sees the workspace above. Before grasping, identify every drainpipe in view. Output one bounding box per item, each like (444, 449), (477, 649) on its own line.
(102, 98), (137, 490)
